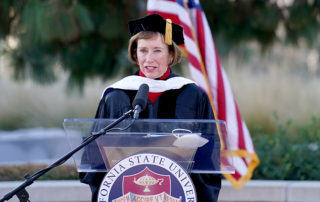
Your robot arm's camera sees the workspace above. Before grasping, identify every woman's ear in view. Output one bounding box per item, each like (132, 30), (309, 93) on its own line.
(169, 54), (174, 65)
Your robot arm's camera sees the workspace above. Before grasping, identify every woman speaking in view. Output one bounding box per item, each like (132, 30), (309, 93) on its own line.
(80, 13), (221, 202)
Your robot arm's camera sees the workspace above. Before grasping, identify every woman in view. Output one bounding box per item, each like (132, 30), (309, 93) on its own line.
(80, 13), (221, 201)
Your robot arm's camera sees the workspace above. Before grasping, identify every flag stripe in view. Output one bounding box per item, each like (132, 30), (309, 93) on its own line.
(243, 122), (255, 153)
(189, 67), (209, 92)
(236, 102), (246, 150)
(216, 53), (226, 120)
(195, 10), (206, 64)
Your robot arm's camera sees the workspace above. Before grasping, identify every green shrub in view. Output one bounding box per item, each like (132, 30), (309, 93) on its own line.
(0, 164), (78, 181)
(252, 117), (320, 180)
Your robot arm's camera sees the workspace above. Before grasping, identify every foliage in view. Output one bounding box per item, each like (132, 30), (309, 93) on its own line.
(0, 164), (78, 181)
(202, 0), (320, 52)
(0, 0), (144, 89)
(252, 117), (320, 180)
(0, 0), (320, 87)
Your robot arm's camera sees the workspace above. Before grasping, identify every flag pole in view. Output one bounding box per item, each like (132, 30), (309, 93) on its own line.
(182, 0), (224, 149)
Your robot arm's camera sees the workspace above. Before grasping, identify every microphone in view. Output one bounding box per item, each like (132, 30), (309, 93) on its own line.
(132, 84), (149, 119)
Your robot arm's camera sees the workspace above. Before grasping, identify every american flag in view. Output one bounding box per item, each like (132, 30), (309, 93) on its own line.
(147, 0), (260, 189)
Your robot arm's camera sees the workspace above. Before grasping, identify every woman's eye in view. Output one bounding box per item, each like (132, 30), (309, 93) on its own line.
(154, 49), (161, 53)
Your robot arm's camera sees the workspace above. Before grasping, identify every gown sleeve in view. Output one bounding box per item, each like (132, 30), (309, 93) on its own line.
(176, 84), (221, 202)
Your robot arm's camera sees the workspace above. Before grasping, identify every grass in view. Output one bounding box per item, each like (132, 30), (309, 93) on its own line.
(0, 69), (119, 130)
(222, 43), (320, 133)
(227, 67), (320, 132)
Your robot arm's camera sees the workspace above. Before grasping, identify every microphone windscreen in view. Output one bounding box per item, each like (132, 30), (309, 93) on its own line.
(132, 84), (149, 110)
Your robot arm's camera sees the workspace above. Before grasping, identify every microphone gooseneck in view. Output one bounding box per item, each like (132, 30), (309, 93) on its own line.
(132, 83), (149, 119)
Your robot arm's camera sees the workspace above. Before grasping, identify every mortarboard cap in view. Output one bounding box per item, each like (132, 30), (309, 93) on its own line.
(128, 13), (184, 45)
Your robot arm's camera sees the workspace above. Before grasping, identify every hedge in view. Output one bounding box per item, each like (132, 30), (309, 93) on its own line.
(0, 164), (78, 181)
(252, 117), (320, 180)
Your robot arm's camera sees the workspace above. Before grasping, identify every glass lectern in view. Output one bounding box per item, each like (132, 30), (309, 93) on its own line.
(63, 119), (234, 174)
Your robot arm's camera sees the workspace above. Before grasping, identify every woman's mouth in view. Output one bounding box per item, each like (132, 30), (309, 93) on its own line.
(145, 66), (156, 70)
(144, 66), (158, 72)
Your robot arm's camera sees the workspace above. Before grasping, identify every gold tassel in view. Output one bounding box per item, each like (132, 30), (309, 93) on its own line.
(165, 19), (172, 45)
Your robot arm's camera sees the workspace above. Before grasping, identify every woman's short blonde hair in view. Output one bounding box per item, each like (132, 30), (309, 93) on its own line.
(128, 31), (182, 67)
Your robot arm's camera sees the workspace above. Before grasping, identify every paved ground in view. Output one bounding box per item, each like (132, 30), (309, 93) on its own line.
(1, 180), (319, 202)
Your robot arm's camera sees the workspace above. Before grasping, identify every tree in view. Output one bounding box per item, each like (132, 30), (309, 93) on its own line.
(0, 0), (319, 88)
(0, 0), (145, 90)
(204, 0), (319, 47)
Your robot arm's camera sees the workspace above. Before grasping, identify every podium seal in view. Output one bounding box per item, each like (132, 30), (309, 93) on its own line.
(97, 153), (197, 202)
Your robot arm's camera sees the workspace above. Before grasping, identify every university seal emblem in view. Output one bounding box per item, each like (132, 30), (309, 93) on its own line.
(97, 153), (197, 202)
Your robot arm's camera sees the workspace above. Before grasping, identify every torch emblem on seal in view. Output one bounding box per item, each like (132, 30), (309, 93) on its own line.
(133, 174), (164, 192)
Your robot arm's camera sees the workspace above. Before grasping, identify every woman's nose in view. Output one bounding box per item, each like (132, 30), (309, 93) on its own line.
(145, 52), (154, 62)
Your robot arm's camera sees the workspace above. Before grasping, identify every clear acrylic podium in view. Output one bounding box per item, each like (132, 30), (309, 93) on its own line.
(63, 119), (234, 174)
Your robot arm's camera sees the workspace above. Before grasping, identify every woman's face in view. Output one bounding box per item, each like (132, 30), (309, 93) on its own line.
(136, 32), (172, 79)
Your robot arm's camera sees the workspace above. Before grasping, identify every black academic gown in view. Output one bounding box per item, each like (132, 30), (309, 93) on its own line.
(80, 71), (221, 202)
